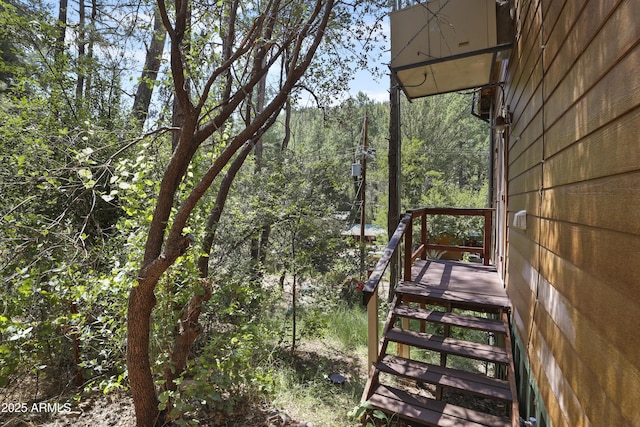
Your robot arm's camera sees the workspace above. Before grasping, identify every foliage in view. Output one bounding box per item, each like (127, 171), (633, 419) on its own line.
(422, 177), (489, 242)
(321, 304), (369, 350)
(0, 0), (159, 393)
(252, 151), (346, 352)
(349, 401), (394, 426)
(266, 301), (370, 427)
(313, 267), (367, 308)
(0, 90), (135, 391)
(397, 93), (489, 209)
(158, 322), (275, 425)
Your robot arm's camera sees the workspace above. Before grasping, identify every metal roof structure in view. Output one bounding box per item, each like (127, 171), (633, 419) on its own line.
(390, 0), (513, 99)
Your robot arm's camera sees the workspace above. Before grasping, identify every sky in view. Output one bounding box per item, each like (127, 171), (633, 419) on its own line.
(349, 68), (391, 103)
(52, 0), (393, 107)
(340, 14), (392, 104)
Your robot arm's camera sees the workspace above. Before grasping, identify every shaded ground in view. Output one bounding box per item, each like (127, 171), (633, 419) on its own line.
(1, 302), (507, 427)
(0, 339), (365, 427)
(0, 391), (301, 427)
(1, 346), (507, 427)
(0, 387), (135, 427)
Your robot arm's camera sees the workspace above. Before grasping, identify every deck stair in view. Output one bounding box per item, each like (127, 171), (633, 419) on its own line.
(362, 260), (519, 426)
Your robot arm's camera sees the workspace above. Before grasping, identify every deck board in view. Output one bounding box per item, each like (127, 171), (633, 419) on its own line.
(386, 328), (510, 364)
(399, 260), (510, 311)
(377, 354), (513, 402)
(393, 305), (507, 334)
(369, 384), (511, 427)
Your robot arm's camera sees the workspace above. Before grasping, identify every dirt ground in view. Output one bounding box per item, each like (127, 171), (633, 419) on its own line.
(0, 371), (321, 427)
(0, 393), (316, 427)
(1, 358), (506, 427)
(0, 390), (135, 427)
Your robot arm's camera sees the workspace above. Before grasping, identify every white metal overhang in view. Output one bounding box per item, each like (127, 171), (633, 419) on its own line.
(390, 0), (513, 99)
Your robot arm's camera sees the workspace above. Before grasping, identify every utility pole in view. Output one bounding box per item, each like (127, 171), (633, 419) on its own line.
(388, 0), (403, 300)
(360, 113), (369, 279)
(388, 77), (401, 299)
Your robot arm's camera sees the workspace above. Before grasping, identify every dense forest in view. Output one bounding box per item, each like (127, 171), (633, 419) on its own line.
(0, 0), (491, 425)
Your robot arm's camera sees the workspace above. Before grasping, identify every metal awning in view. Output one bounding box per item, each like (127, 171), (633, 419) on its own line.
(390, 0), (513, 99)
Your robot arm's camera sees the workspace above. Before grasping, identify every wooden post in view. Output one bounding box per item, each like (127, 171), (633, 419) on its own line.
(483, 209), (492, 265)
(366, 289), (379, 368)
(435, 301), (453, 400)
(404, 217), (413, 280)
(421, 211), (427, 260)
(420, 211), (427, 333)
(360, 114), (369, 279)
(388, 75), (401, 300)
(399, 216), (412, 359)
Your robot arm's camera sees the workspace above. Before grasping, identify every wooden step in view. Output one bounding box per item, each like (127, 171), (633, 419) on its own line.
(393, 305), (506, 335)
(376, 354), (513, 402)
(386, 328), (510, 365)
(397, 280), (511, 312)
(367, 383), (511, 427)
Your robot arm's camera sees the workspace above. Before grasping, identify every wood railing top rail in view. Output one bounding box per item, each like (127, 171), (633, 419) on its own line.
(362, 213), (411, 305)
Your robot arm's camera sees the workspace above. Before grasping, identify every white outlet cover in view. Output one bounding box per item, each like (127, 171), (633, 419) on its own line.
(513, 210), (527, 230)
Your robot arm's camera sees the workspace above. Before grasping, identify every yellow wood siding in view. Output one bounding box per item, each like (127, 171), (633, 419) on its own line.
(501, 0), (640, 425)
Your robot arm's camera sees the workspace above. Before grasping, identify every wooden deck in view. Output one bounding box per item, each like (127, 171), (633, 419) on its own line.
(362, 259), (518, 426)
(401, 260), (511, 311)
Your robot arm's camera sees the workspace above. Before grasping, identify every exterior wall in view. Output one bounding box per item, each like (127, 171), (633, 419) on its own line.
(496, 0), (640, 425)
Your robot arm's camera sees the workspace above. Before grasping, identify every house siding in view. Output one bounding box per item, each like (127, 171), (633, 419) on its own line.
(498, 0), (640, 425)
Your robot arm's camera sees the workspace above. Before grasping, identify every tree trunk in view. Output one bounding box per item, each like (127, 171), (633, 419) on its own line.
(132, 5), (167, 128)
(127, 0), (337, 423)
(249, 2), (274, 275)
(164, 141), (255, 394)
(127, 281), (161, 427)
(55, 0), (68, 60)
(75, 0), (85, 106)
(84, 0), (97, 102)
(291, 269), (297, 354)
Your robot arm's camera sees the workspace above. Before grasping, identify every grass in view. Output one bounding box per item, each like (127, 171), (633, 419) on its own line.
(267, 304), (370, 427)
(262, 301), (496, 426)
(323, 305), (370, 349)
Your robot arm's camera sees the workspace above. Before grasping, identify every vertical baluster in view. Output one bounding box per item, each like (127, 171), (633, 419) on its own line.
(484, 209), (492, 265)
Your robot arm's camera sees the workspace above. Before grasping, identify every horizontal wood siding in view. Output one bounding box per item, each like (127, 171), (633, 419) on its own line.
(501, 0), (640, 425)
(504, 0), (542, 346)
(503, 244), (535, 340)
(543, 170), (640, 235)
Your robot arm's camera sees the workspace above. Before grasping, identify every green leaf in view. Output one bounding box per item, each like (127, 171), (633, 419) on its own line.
(77, 168), (92, 179)
(372, 409), (387, 420)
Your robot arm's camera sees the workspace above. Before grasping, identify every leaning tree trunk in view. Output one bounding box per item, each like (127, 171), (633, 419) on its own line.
(163, 140), (255, 394)
(126, 0), (336, 424)
(131, 5), (167, 128)
(127, 281), (161, 427)
(55, 0), (68, 60)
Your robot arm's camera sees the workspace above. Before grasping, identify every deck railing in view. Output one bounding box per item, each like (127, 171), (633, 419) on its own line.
(362, 207), (495, 367)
